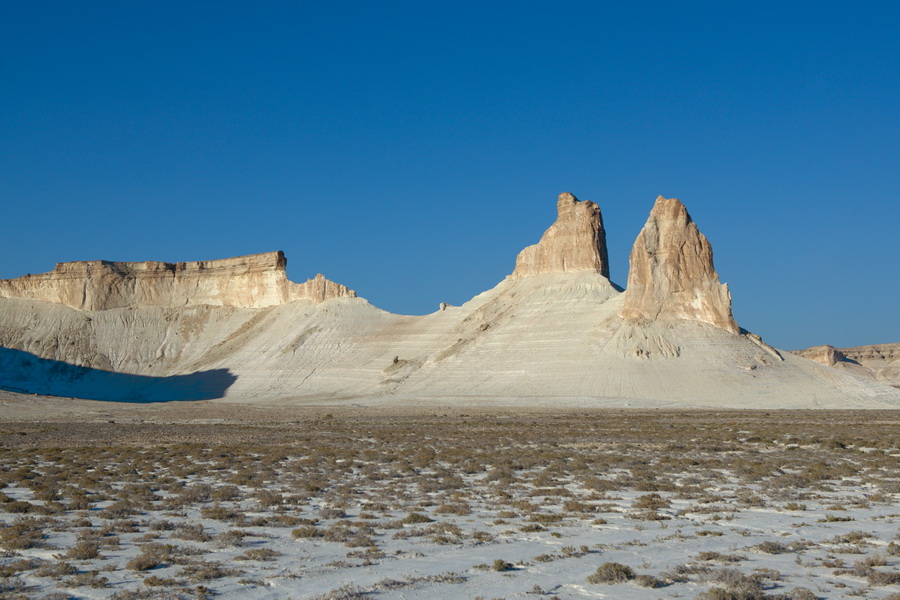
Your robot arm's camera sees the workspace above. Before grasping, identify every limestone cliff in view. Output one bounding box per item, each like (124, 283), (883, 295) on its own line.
(512, 192), (610, 279)
(0, 251), (355, 310)
(619, 196), (739, 334)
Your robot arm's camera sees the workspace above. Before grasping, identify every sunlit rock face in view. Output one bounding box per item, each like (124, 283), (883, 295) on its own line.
(619, 196), (739, 334)
(512, 192), (610, 279)
(0, 251), (355, 310)
(794, 344), (844, 366)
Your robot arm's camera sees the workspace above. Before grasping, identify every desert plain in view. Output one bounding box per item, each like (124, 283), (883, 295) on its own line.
(1, 392), (899, 600)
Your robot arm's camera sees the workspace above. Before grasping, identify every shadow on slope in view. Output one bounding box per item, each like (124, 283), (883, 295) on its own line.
(0, 347), (236, 402)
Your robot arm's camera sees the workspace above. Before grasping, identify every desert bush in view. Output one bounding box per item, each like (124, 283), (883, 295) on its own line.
(254, 489), (283, 508)
(235, 547), (281, 561)
(401, 512), (432, 524)
(635, 574), (665, 588)
(211, 485), (241, 501)
(492, 559), (514, 571)
(177, 559), (242, 582)
(697, 552), (746, 563)
(695, 587), (767, 600)
(126, 551), (163, 572)
(755, 541), (787, 554)
(0, 557), (43, 577)
(149, 519), (175, 531)
(200, 504), (239, 521)
(319, 507), (347, 520)
(868, 569), (900, 586)
(215, 529), (247, 548)
(0, 517), (46, 549)
(633, 493), (670, 510)
(529, 513), (564, 524)
(818, 514), (853, 522)
(698, 567), (764, 593)
(66, 539), (100, 560)
(65, 570), (109, 588)
(471, 530), (494, 542)
(100, 499), (138, 518)
(291, 525), (323, 539)
(587, 562), (636, 584)
(34, 559), (76, 579)
(4, 501), (34, 514)
(171, 524), (211, 543)
(142, 575), (183, 587)
(434, 502), (471, 515)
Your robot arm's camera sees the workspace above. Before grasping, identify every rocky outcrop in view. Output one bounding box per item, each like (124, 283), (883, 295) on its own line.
(0, 251), (355, 310)
(512, 192), (609, 279)
(792, 343), (900, 388)
(619, 196), (739, 334)
(793, 345), (845, 366)
(295, 273), (357, 304)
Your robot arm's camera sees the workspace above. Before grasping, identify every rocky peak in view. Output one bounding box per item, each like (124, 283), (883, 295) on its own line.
(619, 196), (739, 334)
(511, 192), (610, 279)
(295, 273), (357, 303)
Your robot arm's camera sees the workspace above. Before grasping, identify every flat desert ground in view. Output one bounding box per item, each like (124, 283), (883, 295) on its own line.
(1, 393), (899, 599)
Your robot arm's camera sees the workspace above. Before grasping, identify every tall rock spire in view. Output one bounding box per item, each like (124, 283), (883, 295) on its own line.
(619, 196), (739, 334)
(512, 192), (610, 279)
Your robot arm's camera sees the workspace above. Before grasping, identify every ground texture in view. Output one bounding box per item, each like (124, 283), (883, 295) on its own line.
(1, 402), (899, 599)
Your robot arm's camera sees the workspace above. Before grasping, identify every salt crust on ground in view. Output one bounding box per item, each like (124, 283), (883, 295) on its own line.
(1, 407), (898, 599)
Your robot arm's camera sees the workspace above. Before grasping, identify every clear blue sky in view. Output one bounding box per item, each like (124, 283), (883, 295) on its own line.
(2, 2), (897, 350)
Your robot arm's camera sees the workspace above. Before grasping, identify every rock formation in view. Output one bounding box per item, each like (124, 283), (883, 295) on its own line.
(294, 273), (357, 304)
(793, 345), (845, 367)
(619, 196), (739, 334)
(0, 192), (897, 408)
(0, 251), (355, 310)
(792, 343), (900, 388)
(512, 192), (609, 279)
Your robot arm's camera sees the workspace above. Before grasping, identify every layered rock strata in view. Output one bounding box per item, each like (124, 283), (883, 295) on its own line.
(619, 196), (739, 334)
(0, 251), (355, 310)
(792, 343), (900, 388)
(512, 192), (609, 279)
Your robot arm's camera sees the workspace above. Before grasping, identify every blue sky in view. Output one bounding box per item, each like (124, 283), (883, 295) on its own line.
(2, 2), (897, 350)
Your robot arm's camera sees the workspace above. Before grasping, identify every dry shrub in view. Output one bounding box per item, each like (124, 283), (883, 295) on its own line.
(587, 562), (636, 584)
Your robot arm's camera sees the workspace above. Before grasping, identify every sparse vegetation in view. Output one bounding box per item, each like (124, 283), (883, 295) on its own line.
(1, 409), (897, 598)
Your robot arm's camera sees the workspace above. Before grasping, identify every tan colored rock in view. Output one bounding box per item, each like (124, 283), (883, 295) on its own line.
(791, 343), (900, 388)
(511, 192), (609, 279)
(0, 251), (355, 310)
(620, 196), (739, 334)
(793, 344), (844, 366)
(295, 273), (357, 304)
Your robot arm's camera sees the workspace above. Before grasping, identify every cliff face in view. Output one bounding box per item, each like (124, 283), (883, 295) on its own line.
(0, 251), (355, 310)
(619, 196), (739, 334)
(512, 192), (610, 279)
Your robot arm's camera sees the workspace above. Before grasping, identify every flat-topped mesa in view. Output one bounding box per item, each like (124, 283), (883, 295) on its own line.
(619, 196), (739, 334)
(511, 192), (610, 279)
(0, 251), (356, 310)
